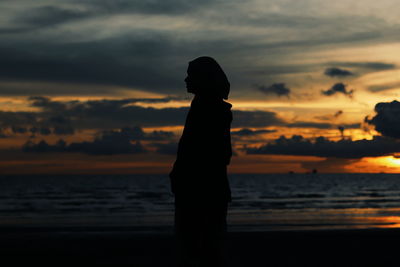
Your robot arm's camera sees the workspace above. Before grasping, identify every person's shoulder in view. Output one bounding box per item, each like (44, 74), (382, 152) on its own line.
(190, 97), (232, 117)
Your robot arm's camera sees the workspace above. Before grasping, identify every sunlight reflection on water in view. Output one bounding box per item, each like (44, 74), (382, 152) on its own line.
(2, 173), (400, 232)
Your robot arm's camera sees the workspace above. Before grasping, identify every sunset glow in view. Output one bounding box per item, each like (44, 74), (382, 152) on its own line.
(0, 0), (399, 174)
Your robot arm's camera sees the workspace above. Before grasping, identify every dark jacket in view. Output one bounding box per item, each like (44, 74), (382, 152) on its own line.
(169, 96), (232, 203)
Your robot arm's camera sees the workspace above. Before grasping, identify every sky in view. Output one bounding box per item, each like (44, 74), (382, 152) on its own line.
(1, 0), (400, 174)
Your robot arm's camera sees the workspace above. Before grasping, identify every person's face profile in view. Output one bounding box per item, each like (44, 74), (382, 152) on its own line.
(185, 66), (196, 94)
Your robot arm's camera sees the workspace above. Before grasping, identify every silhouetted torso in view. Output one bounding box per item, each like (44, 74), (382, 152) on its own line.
(170, 95), (232, 205)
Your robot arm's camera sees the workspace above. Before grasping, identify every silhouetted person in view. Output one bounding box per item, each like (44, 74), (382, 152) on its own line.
(169, 56), (232, 266)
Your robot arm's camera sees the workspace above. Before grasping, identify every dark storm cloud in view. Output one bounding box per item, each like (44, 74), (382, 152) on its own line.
(1, 96), (363, 134)
(0, 111), (37, 126)
(0, 34), (244, 95)
(86, 0), (217, 15)
(22, 125), (174, 155)
(366, 100), (400, 139)
(0, 34), (186, 94)
(24, 96), (188, 128)
(257, 83), (291, 97)
(231, 128), (277, 136)
(321, 83), (354, 98)
(68, 103), (284, 129)
(0, 97), (285, 132)
(5, 1), (216, 34)
(28, 96), (185, 110)
(5, 99), (76, 135)
(15, 6), (90, 28)
(28, 96), (68, 111)
(0, 12), (393, 97)
(321, 62), (397, 86)
(251, 60), (396, 79)
(324, 68), (354, 77)
(23, 137), (145, 155)
(246, 135), (400, 159)
(68, 139), (145, 156)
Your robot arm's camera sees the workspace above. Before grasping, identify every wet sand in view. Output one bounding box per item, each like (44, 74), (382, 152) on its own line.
(1, 227), (399, 266)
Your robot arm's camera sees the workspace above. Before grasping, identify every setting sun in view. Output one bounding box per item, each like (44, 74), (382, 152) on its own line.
(375, 156), (400, 168)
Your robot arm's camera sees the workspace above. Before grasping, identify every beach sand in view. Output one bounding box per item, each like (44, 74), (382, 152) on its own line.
(1, 227), (399, 266)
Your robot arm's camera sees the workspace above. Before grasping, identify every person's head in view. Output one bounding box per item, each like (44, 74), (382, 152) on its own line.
(185, 56), (230, 100)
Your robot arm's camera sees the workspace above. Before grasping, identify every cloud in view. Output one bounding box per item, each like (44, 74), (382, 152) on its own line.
(39, 127), (52, 135)
(0, 110), (37, 126)
(0, 34), (187, 95)
(324, 68), (354, 77)
(285, 122), (333, 129)
(0, 96), (286, 132)
(285, 121), (360, 130)
(366, 100), (400, 139)
(301, 158), (358, 173)
(321, 83), (354, 98)
(53, 126), (75, 135)
(5, 1), (217, 34)
(15, 6), (90, 29)
(257, 83), (291, 97)
(11, 126), (28, 134)
(87, 0), (217, 15)
(28, 95), (184, 109)
(314, 110), (344, 121)
(0, 0), (396, 98)
(22, 126), (174, 155)
(0, 128), (7, 138)
(334, 62), (396, 71)
(2, 99), (76, 135)
(23, 136), (145, 155)
(34, 96), (285, 128)
(334, 110), (343, 118)
(368, 81), (400, 93)
(22, 139), (68, 153)
(153, 142), (178, 155)
(233, 110), (285, 128)
(26, 96), (189, 128)
(231, 128), (276, 136)
(246, 135), (400, 159)
(99, 126), (175, 141)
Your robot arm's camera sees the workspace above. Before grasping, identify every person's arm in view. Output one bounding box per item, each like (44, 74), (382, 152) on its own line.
(221, 109), (232, 165)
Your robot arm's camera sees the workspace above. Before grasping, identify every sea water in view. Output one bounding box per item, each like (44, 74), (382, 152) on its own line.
(1, 173), (400, 232)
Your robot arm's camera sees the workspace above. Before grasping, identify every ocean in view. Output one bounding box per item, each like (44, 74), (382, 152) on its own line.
(1, 173), (400, 232)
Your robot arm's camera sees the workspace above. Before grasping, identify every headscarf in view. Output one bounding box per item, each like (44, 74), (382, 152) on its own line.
(188, 56), (230, 100)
